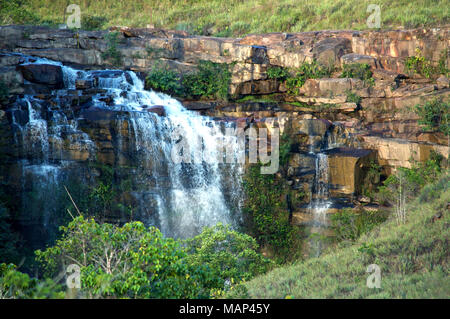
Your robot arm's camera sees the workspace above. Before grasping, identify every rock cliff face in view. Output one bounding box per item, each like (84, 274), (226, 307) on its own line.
(0, 25), (448, 251)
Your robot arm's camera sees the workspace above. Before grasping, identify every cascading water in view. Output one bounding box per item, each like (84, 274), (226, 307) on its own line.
(10, 54), (244, 241)
(308, 152), (332, 257)
(96, 71), (245, 238)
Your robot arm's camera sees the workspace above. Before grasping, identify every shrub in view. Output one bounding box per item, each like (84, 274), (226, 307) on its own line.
(0, 0), (38, 25)
(340, 63), (374, 86)
(0, 204), (20, 264)
(0, 263), (63, 299)
(267, 66), (290, 81)
(414, 98), (450, 136)
(145, 66), (184, 96)
(184, 223), (273, 289)
(330, 209), (388, 242)
(345, 90), (361, 105)
(405, 48), (448, 78)
(182, 60), (231, 100)
(242, 159), (301, 262)
(286, 60), (332, 94)
(81, 15), (107, 30)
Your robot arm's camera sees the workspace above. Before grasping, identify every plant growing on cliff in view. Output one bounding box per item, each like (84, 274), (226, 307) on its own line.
(145, 66), (184, 96)
(285, 60), (332, 94)
(182, 60), (231, 100)
(101, 32), (123, 67)
(267, 66), (290, 81)
(340, 63), (374, 86)
(405, 48), (449, 78)
(414, 98), (450, 137)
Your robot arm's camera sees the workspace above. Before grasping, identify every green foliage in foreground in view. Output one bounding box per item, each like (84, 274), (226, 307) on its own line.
(0, 217), (271, 299)
(7, 1), (450, 36)
(236, 172), (450, 298)
(184, 223), (273, 297)
(145, 61), (231, 100)
(0, 263), (63, 299)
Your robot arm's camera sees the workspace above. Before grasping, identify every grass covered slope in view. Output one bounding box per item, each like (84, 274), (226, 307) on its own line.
(2, 0), (450, 36)
(240, 174), (450, 299)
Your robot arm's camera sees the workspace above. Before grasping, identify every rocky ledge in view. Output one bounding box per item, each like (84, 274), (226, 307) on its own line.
(0, 25), (449, 214)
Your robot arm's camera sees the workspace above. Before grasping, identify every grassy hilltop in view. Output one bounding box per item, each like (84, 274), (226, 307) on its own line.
(1, 0), (449, 36)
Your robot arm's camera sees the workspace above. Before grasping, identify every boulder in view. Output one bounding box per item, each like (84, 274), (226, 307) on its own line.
(17, 64), (64, 89)
(312, 37), (352, 67)
(325, 147), (374, 196)
(145, 105), (166, 116)
(341, 53), (377, 68)
(436, 76), (449, 89)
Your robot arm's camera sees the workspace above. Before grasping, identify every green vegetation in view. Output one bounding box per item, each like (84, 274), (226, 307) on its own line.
(0, 0), (38, 25)
(375, 151), (444, 206)
(345, 90), (362, 105)
(0, 263), (63, 299)
(285, 61), (332, 94)
(101, 32), (123, 67)
(184, 223), (273, 297)
(406, 49), (449, 78)
(236, 172), (450, 298)
(146, 61), (232, 100)
(145, 66), (184, 97)
(6, 1), (450, 35)
(414, 98), (450, 137)
(182, 61), (231, 100)
(242, 135), (303, 262)
(330, 209), (388, 242)
(2, 216), (270, 298)
(267, 66), (290, 81)
(0, 204), (20, 265)
(341, 63), (374, 86)
(81, 15), (107, 30)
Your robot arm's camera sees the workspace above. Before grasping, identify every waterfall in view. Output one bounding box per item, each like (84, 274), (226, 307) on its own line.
(309, 153), (331, 223)
(91, 70), (244, 238)
(11, 55), (244, 240)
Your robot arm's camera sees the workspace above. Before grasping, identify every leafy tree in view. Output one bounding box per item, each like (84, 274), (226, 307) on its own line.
(0, 263), (63, 299)
(184, 223), (273, 289)
(35, 216), (214, 298)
